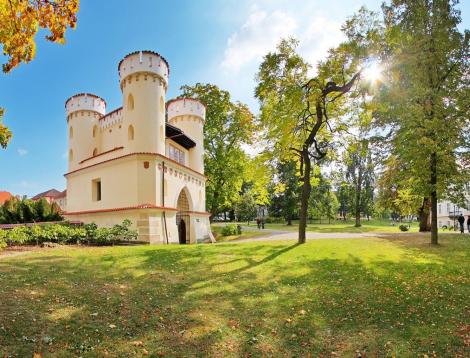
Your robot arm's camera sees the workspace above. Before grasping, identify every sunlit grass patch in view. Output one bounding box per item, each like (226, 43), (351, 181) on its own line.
(0, 234), (469, 357)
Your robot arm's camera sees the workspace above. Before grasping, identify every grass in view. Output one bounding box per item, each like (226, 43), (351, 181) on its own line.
(211, 225), (267, 242)
(1, 235), (469, 357)
(231, 219), (421, 233)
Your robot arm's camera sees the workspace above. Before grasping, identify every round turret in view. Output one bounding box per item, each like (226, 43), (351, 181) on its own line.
(167, 98), (206, 122)
(65, 93), (106, 117)
(119, 50), (169, 155)
(118, 50), (169, 88)
(167, 98), (205, 173)
(66, 93), (105, 172)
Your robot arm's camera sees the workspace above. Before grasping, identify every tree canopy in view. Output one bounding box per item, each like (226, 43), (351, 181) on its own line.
(178, 83), (257, 218)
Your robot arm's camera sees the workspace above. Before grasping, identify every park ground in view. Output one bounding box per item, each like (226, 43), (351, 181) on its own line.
(0, 233), (469, 357)
(211, 219), (426, 242)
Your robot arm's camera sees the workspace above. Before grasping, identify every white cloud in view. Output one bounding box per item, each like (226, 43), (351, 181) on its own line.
(17, 148), (28, 156)
(221, 6), (297, 72)
(298, 17), (345, 71)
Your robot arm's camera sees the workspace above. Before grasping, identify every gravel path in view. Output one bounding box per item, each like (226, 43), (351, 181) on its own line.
(230, 227), (432, 243)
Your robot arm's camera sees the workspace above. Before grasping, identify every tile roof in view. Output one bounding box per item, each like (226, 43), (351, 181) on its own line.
(0, 191), (12, 205)
(31, 189), (63, 200)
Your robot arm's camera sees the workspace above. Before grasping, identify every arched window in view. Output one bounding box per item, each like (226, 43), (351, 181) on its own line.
(177, 190), (190, 211)
(128, 94), (134, 110)
(69, 149), (73, 162)
(160, 96), (164, 114)
(128, 125), (134, 140)
(69, 126), (73, 139)
(93, 148), (98, 156)
(93, 125), (98, 138)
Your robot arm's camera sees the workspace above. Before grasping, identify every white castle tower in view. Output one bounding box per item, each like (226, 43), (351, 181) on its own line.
(63, 50), (213, 244)
(119, 51), (168, 155)
(65, 93), (106, 172)
(167, 98), (206, 174)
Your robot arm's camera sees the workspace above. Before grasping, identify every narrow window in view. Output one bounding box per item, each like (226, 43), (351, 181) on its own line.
(128, 94), (134, 110)
(69, 126), (73, 139)
(92, 179), (102, 201)
(160, 96), (164, 113)
(93, 125), (98, 138)
(69, 149), (73, 162)
(128, 125), (134, 140)
(93, 148), (98, 156)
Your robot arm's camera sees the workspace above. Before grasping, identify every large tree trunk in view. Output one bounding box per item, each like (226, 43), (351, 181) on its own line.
(298, 149), (312, 244)
(418, 197), (431, 232)
(430, 152), (438, 245)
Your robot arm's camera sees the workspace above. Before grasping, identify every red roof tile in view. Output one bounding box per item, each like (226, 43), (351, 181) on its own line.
(31, 189), (63, 200)
(0, 191), (12, 205)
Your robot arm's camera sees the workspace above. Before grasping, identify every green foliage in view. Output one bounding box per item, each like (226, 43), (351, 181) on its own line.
(0, 229), (7, 249)
(178, 83), (256, 217)
(375, 0), (470, 242)
(221, 223), (240, 236)
(235, 192), (257, 223)
(0, 108), (12, 149)
(0, 197), (62, 224)
(0, 220), (137, 246)
(309, 169), (339, 222)
(270, 160), (299, 224)
(399, 224), (409, 232)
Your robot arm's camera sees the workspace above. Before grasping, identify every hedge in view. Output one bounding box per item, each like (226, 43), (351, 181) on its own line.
(0, 220), (137, 249)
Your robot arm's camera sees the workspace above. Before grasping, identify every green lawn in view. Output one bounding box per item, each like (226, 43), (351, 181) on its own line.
(1, 235), (469, 357)
(211, 225), (267, 242)
(235, 219), (421, 233)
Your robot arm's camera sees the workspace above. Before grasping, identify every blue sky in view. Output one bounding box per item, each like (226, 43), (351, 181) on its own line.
(0, 0), (468, 197)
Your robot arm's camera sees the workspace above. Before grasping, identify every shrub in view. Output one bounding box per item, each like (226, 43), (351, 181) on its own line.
(265, 216), (284, 224)
(79, 220), (137, 245)
(0, 229), (7, 250)
(0, 220), (136, 247)
(399, 224), (409, 232)
(221, 224), (239, 236)
(6, 226), (31, 245)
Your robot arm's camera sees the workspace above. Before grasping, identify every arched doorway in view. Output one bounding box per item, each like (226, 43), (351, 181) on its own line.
(176, 189), (190, 244)
(178, 218), (186, 244)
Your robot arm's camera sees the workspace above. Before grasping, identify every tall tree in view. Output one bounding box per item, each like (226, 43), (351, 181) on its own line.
(378, 0), (470, 244)
(0, 0), (79, 149)
(309, 168), (339, 224)
(256, 39), (361, 243)
(178, 83), (256, 219)
(273, 160), (299, 225)
(343, 139), (375, 227)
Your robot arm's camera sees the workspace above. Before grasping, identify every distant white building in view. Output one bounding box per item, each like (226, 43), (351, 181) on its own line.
(437, 194), (470, 229)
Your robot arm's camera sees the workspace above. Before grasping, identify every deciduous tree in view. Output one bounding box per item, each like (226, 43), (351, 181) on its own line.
(377, 0), (470, 244)
(0, 0), (79, 149)
(256, 39), (361, 243)
(178, 83), (256, 219)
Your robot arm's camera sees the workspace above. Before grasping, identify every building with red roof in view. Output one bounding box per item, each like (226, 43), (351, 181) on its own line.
(0, 191), (13, 205)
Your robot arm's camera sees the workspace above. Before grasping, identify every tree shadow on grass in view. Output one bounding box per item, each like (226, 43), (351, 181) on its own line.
(0, 240), (469, 357)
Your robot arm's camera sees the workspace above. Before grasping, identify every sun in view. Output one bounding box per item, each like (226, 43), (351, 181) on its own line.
(363, 61), (382, 83)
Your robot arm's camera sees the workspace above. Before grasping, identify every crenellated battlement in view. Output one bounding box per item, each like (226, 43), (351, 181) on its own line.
(167, 98), (206, 123)
(66, 93), (106, 117)
(99, 107), (123, 129)
(118, 50), (169, 89)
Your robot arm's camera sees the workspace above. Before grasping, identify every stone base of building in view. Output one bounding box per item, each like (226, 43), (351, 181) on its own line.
(64, 208), (215, 244)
